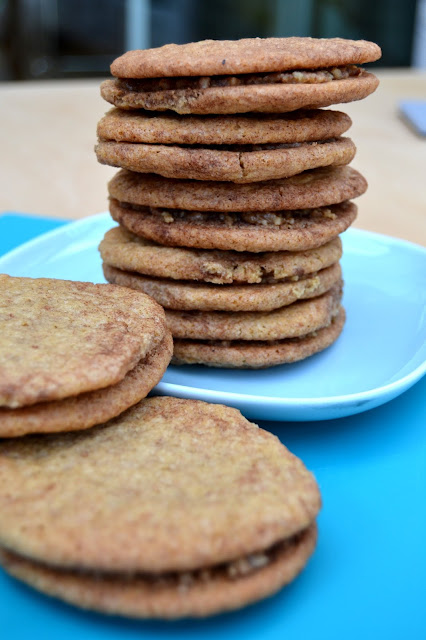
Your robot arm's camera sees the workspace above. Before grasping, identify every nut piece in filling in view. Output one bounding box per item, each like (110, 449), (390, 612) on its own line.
(117, 65), (363, 93)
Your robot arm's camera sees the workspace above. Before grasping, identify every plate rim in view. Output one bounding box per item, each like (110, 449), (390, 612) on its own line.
(157, 356), (425, 409)
(0, 212), (425, 414)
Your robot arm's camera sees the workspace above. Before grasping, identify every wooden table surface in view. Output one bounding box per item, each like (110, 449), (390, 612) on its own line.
(1, 70), (425, 245)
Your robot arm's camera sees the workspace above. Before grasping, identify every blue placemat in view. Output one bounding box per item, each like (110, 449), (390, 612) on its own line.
(0, 214), (425, 639)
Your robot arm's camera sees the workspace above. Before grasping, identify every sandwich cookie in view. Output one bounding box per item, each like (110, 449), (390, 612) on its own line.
(99, 226), (343, 284)
(168, 284), (344, 368)
(173, 307), (345, 368)
(108, 166), (365, 252)
(102, 261), (342, 312)
(108, 165), (367, 213)
(166, 284), (342, 341)
(101, 37), (381, 114)
(96, 106), (355, 184)
(0, 396), (321, 618)
(0, 274), (172, 437)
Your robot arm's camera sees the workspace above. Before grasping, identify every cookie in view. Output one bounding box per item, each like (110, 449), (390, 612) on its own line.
(108, 165), (363, 252)
(0, 396), (321, 617)
(102, 261), (341, 312)
(173, 307), (345, 368)
(101, 74), (379, 115)
(110, 37), (381, 78)
(110, 200), (357, 252)
(0, 333), (172, 438)
(101, 37), (381, 114)
(0, 274), (171, 436)
(97, 108), (352, 145)
(108, 166), (367, 212)
(95, 137), (356, 183)
(165, 284), (342, 341)
(99, 226), (342, 284)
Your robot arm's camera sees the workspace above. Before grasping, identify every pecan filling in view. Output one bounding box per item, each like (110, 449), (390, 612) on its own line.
(118, 65), (363, 93)
(117, 201), (345, 230)
(144, 139), (337, 152)
(71, 530), (305, 590)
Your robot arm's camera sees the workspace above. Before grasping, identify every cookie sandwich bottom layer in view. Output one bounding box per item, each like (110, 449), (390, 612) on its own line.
(110, 200), (357, 252)
(172, 306), (345, 368)
(102, 262), (341, 313)
(0, 333), (173, 438)
(99, 227), (343, 285)
(0, 523), (316, 619)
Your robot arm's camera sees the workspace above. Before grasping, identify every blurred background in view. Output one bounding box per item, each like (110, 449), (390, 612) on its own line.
(1, 0), (426, 81)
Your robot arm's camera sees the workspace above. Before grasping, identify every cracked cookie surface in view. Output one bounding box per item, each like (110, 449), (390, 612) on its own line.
(96, 137), (355, 182)
(97, 108), (352, 145)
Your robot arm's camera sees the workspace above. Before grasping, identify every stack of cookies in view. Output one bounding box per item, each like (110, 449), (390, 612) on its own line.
(97, 37), (381, 367)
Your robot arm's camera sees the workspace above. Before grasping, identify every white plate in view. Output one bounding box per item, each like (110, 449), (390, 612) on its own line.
(0, 213), (425, 421)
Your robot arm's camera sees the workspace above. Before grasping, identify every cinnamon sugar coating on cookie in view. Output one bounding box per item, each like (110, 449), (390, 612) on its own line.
(0, 333), (172, 438)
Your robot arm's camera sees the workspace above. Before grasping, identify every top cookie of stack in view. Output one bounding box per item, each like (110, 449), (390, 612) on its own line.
(97, 37), (381, 368)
